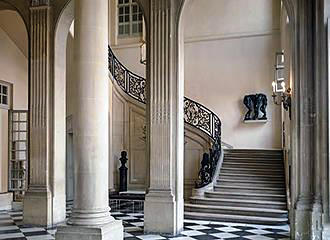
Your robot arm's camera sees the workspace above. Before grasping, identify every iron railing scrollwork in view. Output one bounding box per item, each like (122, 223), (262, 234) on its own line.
(108, 45), (222, 189)
(109, 47), (146, 103)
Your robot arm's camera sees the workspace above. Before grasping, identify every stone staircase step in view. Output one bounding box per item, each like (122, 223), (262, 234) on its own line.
(184, 203), (288, 218)
(190, 196), (287, 210)
(186, 149), (288, 226)
(221, 167), (284, 174)
(184, 211), (288, 225)
(217, 179), (285, 187)
(224, 156), (283, 162)
(224, 149), (282, 153)
(205, 191), (286, 201)
(214, 185), (286, 194)
(219, 172), (284, 179)
(224, 149), (282, 155)
(222, 162), (284, 169)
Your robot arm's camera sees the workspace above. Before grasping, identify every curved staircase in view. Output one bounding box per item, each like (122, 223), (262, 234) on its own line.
(107, 46), (288, 226)
(185, 149), (288, 225)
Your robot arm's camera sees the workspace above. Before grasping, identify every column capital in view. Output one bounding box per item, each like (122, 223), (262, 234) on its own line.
(31, 0), (50, 7)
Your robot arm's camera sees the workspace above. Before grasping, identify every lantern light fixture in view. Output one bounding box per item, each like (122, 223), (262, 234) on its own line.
(272, 51), (291, 119)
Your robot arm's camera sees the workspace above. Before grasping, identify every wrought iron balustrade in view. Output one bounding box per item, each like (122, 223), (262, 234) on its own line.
(108, 46), (222, 188)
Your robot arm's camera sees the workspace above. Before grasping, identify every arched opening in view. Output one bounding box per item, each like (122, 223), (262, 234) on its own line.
(0, 7), (28, 210)
(177, 0), (296, 234)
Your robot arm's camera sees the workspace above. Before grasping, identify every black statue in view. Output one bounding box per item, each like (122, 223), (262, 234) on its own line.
(195, 135), (222, 188)
(255, 94), (267, 120)
(243, 93), (268, 121)
(195, 153), (211, 188)
(243, 95), (256, 120)
(119, 151), (128, 192)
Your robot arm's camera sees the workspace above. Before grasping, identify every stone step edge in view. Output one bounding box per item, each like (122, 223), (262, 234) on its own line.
(214, 185), (286, 191)
(184, 203), (288, 214)
(184, 211), (288, 224)
(217, 179), (285, 184)
(189, 196), (287, 206)
(219, 173), (284, 178)
(206, 191), (286, 198)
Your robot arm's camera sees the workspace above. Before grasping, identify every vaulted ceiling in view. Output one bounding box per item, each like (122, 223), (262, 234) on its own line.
(0, 10), (28, 58)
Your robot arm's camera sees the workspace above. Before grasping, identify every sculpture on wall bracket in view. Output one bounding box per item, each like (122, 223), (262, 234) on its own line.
(243, 93), (268, 121)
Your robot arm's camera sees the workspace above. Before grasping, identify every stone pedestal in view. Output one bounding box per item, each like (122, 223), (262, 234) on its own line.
(23, 188), (52, 226)
(56, 220), (123, 240)
(55, 0), (123, 238)
(0, 192), (12, 211)
(145, 191), (180, 234)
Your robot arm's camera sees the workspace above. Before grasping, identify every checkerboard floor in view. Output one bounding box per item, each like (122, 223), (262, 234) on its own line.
(0, 203), (290, 240)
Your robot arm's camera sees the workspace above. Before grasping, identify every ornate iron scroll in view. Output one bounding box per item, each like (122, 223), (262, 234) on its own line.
(108, 45), (222, 188)
(109, 47), (146, 103)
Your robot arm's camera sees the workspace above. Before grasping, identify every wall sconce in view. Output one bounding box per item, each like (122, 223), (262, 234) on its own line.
(140, 41), (146, 65)
(272, 51), (292, 119)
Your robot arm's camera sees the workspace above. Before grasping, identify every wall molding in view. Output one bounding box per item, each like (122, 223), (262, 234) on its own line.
(184, 29), (280, 44)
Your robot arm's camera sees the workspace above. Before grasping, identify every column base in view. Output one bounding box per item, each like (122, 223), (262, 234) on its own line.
(23, 187), (52, 227)
(0, 192), (12, 210)
(294, 197), (322, 240)
(144, 190), (183, 236)
(322, 223), (330, 240)
(55, 220), (123, 240)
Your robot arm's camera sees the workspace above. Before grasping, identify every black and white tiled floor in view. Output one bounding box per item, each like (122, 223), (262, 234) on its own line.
(0, 202), (290, 240)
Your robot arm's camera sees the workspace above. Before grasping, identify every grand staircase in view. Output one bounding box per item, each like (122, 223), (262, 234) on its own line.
(185, 149), (288, 225)
(108, 46), (289, 225)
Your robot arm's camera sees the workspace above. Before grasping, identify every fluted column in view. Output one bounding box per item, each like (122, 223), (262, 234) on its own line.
(56, 0), (123, 238)
(144, 0), (184, 235)
(293, 0), (323, 239)
(23, 0), (66, 226)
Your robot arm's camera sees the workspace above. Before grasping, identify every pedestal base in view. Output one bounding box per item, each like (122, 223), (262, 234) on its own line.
(0, 192), (12, 210)
(294, 199), (323, 240)
(322, 223), (330, 240)
(23, 188), (52, 227)
(55, 220), (123, 240)
(144, 191), (183, 236)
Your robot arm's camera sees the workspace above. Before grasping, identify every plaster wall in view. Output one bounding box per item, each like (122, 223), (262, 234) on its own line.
(0, 25), (28, 193)
(183, 0), (282, 149)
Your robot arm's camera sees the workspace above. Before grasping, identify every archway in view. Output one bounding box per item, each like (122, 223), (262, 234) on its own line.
(0, 3), (29, 210)
(178, 0), (296, 232)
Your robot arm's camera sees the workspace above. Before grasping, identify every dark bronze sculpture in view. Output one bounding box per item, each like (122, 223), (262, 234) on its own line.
(243, 95), (256, 120)
(195, 136), (221, 188)
(243, 93), (267, 121)
(119, 151), (128, 192)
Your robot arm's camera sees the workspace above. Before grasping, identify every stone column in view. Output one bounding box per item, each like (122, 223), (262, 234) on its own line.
(144, 0), (185, 235)
(23, 0), (66, 226)
(293, 0), (323, 239)
(56, 0), (123, 239)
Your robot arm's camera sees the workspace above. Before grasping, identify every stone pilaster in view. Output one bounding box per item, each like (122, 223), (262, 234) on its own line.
(55, 0), (123, 238)
(23, 1), (56, 226)
(293, 0), (323, 239)
(144, 0), (184, 236)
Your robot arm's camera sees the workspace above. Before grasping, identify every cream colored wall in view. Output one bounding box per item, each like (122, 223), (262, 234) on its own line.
(183, 0), (282, 149)
(0, 25), (28, 193)
(109, 0), (282, 149)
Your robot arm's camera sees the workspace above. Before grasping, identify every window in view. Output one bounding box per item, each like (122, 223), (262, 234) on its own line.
(118, 0), (143, 37)
(0, 82), (11, 109)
